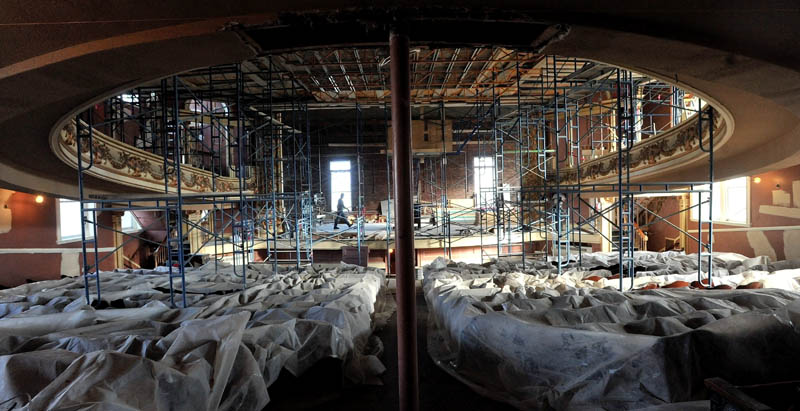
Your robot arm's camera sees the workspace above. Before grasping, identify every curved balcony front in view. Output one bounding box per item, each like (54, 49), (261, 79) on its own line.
(53, 121), (244, 194)
(554, 107), (729, 187)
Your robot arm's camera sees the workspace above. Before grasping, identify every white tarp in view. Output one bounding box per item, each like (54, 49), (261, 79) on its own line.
(424, 253), (800, 410)
(0, 262), (387, 410)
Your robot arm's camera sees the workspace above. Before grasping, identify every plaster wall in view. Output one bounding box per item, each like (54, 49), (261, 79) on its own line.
(0, 191), (145, 287)
(648, 164), (800, 260)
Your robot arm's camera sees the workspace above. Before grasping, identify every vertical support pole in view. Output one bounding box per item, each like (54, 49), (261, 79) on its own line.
(210, 70), (220, 275)
(697, 187), (703, 280)
(464, 150), (468, 198)
(269, 57), (279, 274)
(616, 69), (635, 291)
(492, 74), (502, 260)
(160, 79), (176, 305)
(617, 69), (625, 292)
(236, 64), (248, 288)
(553, 57), (563, 274)
(440, 100), (450, 260)
(385, 102), (392, 272)
(697, 103), (715, 284)
(707, 108), (714, 285)
(390, 28), (419, 411)
(173, 75), (187, 308)
(77, 110), (100, 305)
(516, 60), (525, 268)
(574, 98), (583, 268)
(540, 60), (549, 260)
(306, 103), (314, 264)
(356, 103), (364, 265)
(291, 79), (301, 268)
(478, 113), (485, 264)
(112, 213), (124, 268)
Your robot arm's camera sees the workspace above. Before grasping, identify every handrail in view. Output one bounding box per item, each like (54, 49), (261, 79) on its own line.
(154, 240), (169, 267)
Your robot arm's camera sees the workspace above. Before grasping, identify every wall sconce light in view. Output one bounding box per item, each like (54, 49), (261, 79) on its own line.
(753, 177), (761, 184)
(34, 195), (44, 204)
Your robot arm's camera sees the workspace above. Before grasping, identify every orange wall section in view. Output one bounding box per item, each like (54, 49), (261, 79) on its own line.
(648, 164), (800, 260)
(0, 191), (137, 287)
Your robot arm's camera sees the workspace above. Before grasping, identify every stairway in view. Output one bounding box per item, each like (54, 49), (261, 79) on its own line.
(165, 209), (195, 268)
(611, 228), (640, 252)
(168, 240), (192, 267)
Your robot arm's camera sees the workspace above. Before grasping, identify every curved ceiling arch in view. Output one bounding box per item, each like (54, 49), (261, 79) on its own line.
(0, 4), (799, 197)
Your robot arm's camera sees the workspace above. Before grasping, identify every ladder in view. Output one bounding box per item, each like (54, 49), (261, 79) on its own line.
(494, 110), (506, 258)
(697, 106), (715, 285)
(618, 194), (636, 288)
(616, 69), (636, 290)
(551, 197), (571, 268)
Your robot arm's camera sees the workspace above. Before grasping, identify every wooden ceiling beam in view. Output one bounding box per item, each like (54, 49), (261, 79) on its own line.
(352, 48), (369, 91)
(439, 48), (460, 98)
(333, 50), (356, 93)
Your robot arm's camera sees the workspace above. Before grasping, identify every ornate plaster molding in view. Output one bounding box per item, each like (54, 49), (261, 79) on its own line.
(53, 122), (245, 193)
(556, 109), (727, 184)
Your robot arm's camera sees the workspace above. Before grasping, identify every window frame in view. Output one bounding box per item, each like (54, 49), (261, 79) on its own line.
(473, 156), (496, 208)
(121, 211), (142, 234)
(330, 160), (353, 212)
(689, 177), (750, 226)
(57, 199), (142, 244)
(56, 198), (96, 244)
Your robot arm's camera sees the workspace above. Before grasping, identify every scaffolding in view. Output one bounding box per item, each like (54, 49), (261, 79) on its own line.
(72, 51), (717, 304)
(74, 62), (314, 307)
(442, 55), (716, 289)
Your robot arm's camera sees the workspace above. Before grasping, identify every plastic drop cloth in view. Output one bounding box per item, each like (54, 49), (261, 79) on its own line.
(0, 261), (388, 410)
(423, 253), (800, 410)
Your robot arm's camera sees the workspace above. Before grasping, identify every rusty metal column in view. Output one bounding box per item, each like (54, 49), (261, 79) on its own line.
(390, 29), (419, 411)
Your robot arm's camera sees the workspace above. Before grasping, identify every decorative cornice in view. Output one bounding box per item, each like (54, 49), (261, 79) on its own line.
(555, 109), (726, 184)
(54, 121), (248, 193)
